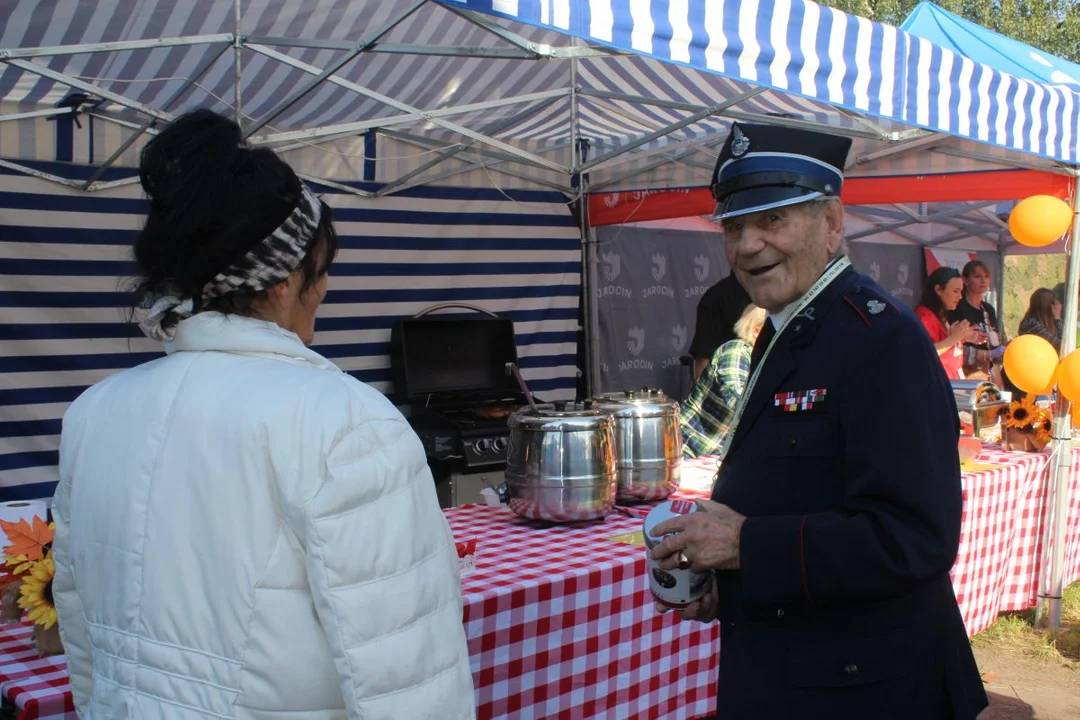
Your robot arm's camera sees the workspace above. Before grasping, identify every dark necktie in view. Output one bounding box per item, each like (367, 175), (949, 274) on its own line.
(749, 319), (776, 374)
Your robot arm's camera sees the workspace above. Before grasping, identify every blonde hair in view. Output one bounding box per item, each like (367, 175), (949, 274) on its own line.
(733, 303), (767, 343)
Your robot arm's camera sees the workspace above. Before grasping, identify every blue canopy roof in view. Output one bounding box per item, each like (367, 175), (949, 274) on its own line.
(901, 2), (1080, 87)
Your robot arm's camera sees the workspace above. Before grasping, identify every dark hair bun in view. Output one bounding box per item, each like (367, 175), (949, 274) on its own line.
(139, 109), (245, 212)
(133, 109), (300, 303)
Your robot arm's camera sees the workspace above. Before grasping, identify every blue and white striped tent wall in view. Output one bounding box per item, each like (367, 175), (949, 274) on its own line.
(0, 164), (581, 501)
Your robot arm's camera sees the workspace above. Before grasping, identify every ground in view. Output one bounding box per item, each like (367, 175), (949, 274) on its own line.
(975, 582), (1080, 719)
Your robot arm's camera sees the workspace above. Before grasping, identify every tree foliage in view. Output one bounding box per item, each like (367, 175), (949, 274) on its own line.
(820, 0), (1080, 63)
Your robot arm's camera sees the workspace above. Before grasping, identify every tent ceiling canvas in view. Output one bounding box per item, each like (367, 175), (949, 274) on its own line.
(0, 0), (1077, 199)
(901, 2), (1080, 89)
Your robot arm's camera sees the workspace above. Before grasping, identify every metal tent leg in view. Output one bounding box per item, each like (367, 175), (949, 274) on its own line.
(1043, 177), (1080, 630)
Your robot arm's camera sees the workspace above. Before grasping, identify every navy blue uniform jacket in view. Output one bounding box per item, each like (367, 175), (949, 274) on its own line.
(710, 266), (987, 719)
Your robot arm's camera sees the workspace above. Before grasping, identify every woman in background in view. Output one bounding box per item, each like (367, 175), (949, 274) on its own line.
(51, 110), (475, 720)
(1019, 287), (1064, 351)
(950, 260), (1005, 380)
(916, 266), (985, 380)
(680, 303), (767, 457)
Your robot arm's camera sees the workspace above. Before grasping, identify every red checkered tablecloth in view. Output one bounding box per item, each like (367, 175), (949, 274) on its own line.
(0, 623), (74, 720)
(951, 449), (1051, 635)
(0, 489), (720, 720)
(951, 446), (1080, 636)
(450, 496), (718, 720)
(5, 449), (1079, 719)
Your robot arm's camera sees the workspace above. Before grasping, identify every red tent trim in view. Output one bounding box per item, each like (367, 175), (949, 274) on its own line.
(586, 170), (1074, 227)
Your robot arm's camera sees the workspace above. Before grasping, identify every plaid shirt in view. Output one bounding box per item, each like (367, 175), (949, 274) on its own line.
(680, 339), (752, 458)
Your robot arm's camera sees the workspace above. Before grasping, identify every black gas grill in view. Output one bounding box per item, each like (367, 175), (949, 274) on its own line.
(390, 308), (528, 469)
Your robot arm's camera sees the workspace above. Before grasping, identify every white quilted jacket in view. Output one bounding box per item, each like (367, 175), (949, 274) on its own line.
(52, 313), (476, 720)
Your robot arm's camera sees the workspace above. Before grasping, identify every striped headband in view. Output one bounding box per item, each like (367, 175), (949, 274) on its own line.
(201, 182), (323, 299)
(135, 182), (323, 342)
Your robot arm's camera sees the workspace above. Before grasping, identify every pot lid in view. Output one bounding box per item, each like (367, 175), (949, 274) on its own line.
(509, 400), (613, 430)
(594, 387), (679, 415)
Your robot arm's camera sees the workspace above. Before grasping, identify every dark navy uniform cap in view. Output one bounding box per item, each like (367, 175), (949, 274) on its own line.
(710, 122), (853, 220)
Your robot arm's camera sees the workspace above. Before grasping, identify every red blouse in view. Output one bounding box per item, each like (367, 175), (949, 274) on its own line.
(916, 305), (963, 380)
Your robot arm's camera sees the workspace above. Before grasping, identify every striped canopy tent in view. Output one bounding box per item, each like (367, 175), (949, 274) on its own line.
(2, 1), (1080, 626)
(0, 1), (1076, 201)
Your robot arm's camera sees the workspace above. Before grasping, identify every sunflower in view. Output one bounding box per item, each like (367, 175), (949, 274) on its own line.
(1035, 426), (1053, 449)
(1006, 397), (1039, 430)
(17, 555), (56, 630)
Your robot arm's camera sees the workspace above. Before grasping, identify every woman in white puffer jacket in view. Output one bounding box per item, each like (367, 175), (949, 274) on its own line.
(51, 109), (476, 720)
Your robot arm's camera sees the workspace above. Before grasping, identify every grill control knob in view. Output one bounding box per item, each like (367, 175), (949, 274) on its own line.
(475, 438), (491, 453)
(492, 437), (507, 453)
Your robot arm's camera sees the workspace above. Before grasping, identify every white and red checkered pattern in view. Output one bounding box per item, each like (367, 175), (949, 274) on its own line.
(950, 449), (1052, 635)
(0, 623), (74, 720)
(4, 448), (1079, 719)
(450, 499), (718, 720)
(950, 447), (1080, 635)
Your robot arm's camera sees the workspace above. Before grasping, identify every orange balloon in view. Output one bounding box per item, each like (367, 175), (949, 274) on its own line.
(1009, 195), (1073, 248)
(1072, 402), (1080, 427)
(1003, 335), (1060, 394)
(1056, 349), (1080, 403)
(1039, 368), (1058, 396)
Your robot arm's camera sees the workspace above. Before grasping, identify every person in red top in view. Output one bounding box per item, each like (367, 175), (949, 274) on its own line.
(915, 266), (985, 379)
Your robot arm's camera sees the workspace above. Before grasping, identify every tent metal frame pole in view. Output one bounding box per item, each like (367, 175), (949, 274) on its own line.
(0, 34), (232, 60)
(576, 88), (887, 142)
(244, 44), (570, 172)
(0, 107), (74, 123)
(852, 134), (950, 167)
(925, 229), (988, 246)
(1044, 179), (1080, 630)
(241, 0), (427, 139)
(994, 252), (1006, 331)
(845, 201), (1000, 241)
(232, 0), (243, 127)
(849, 206), (915, 221)
(584, 227), (602, 396)
(927, 218), (1004, 239)
(81, 44), (232, 190)
(296, 172), (375, 198)
(589, 144), (717, 190)
(246, 36), (536, 58)
(580, 89), (766, 172)
(892, 204), (923, 221)
(374, 96), (564, 196)
(979, 207), (1010, 231)
(379, 127), (572, 172)
(442, 5), (622, 59)
(376, 132), (572, 193)
(931, 147), (1070, 175)
(835, 107), (893, 140)
(0, 58), (174, 122)
(0, 158), (85, 188)
(248, 84), (569, 145)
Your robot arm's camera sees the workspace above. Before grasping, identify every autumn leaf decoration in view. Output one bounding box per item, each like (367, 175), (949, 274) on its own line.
(0, 517), (54, 580)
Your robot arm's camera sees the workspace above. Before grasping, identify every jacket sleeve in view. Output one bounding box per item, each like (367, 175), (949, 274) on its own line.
(736, 316), (963, 611)
(281, 411), (476, 720)
(51, 463), (94, 716)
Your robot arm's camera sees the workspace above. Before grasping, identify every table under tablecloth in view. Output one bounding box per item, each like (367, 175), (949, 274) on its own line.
(3, 448), (1078, 719)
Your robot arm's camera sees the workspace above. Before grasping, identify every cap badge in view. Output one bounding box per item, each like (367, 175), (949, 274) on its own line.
(867, 300), (886, 315)
(731, 126), (750, 157)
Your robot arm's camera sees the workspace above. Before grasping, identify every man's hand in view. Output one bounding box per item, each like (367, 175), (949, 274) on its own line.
(650, 499), (746, 572)
(655, 580), (720, 623)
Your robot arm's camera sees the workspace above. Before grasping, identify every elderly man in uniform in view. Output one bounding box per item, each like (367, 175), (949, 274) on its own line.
(651, 123), (987, 720)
